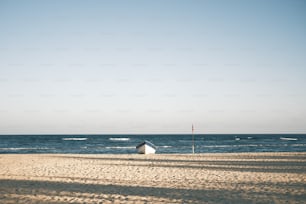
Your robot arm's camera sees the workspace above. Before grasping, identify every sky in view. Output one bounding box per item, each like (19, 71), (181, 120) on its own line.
(0, 0), (306, 134)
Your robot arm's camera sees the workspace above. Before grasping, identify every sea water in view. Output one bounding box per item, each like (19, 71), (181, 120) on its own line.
(0, 134), (305, 154)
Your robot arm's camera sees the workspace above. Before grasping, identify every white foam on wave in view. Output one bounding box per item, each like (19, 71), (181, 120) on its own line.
(0, 147), (53, 151)
(109, 138), (130, 141)
(179, 140), (192, 143)
(62, 138), (88, 141)
(203, 143), (302, 148)
(203, 144), (268, 148)
(280, 137), (298, 141)
(291, 144), (306, 147)
(157, 146), (172, 148)
(105, 146), (135, 149)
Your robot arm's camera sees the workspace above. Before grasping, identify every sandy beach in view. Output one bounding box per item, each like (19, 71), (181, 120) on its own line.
(0, 152), (305, 203)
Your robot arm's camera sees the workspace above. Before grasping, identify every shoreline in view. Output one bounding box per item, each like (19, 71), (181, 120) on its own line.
(1, 152), (306, 203)
(1, 151), (306, 155)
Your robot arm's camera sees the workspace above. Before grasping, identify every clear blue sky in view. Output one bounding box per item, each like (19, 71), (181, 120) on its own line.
(0, 0), (305, 134)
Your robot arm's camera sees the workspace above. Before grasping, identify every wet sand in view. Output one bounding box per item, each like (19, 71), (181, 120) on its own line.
(0, 152), (306, 203)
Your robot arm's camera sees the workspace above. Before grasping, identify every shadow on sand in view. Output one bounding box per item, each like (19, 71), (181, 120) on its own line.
(50, 154), (306, 174)
(1, 178), (305, 204)
(1, 154), (305, 203)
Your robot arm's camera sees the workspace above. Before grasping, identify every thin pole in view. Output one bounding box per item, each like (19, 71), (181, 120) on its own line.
(192, 124), (195, 154)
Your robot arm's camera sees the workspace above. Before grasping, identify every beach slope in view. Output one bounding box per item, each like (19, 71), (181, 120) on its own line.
(0, 152), (306, 203)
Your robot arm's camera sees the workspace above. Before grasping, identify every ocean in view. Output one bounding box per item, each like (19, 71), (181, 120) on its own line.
(0, 134), (305, 154)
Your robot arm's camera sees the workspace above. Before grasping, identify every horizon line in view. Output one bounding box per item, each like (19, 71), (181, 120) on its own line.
(0, 133), (305, 135)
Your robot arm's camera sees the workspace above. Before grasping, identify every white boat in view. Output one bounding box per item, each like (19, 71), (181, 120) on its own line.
(136, 140), (156, 154)
(280, 137), (298, 141)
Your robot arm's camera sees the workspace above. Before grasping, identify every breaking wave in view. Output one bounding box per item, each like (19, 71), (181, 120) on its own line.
(109, 138), (130, 141)
(62, 138), (88, 141)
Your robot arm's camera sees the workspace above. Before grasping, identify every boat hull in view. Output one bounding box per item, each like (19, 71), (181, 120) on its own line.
(136, 141), (156, 154)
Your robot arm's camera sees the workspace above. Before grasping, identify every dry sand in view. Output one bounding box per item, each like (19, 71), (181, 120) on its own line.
(0, 152), (306, 203)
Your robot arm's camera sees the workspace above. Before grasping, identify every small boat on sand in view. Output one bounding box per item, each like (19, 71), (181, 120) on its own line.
(136, 140), (156, 154)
